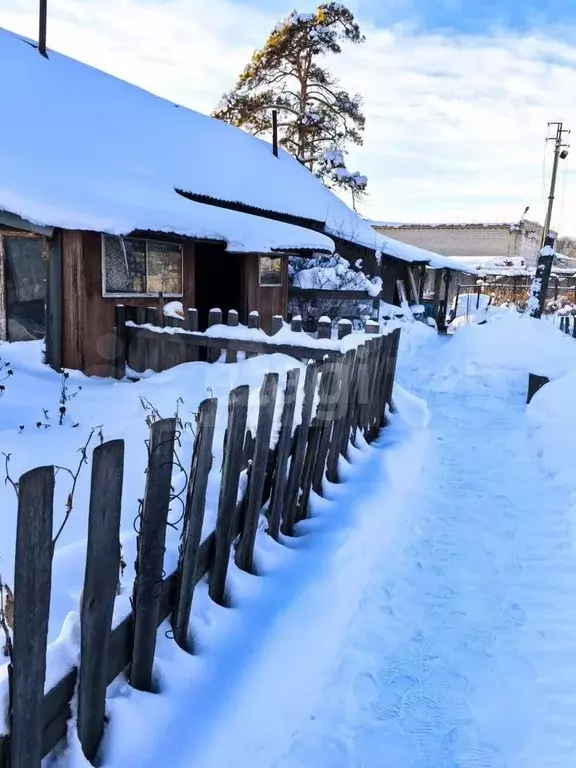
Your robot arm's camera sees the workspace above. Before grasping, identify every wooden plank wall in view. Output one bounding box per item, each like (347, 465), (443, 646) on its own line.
(242, 254), (289, 334)
(59, 232), (196, 374)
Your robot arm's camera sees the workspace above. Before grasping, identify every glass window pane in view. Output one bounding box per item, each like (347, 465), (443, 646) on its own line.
(4, 236), (46, 303)
(104, 235), (146, 294)
(259, 256), (282, 286)
(4, 236), (46, 341)
(147, 241), (182, 295)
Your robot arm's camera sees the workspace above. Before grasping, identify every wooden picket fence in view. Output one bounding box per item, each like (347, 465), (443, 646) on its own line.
(112, 305), (384, 379)
(0, 327), (400, 768)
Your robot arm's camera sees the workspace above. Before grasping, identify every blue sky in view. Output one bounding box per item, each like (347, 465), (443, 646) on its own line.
(233, 0), (576, 35)
(360, 0), (576, 34)
(3, 0), (576, 233)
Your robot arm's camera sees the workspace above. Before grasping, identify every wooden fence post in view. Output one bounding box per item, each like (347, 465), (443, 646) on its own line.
(112, 304), (126, 380)
(208, 309), (223, 363)
(247, 312), (260, 359)
(187, 308), (199, 331)
(317, 316), (331, 340)
(186, 308), (199, 363)
(338, 319), (352, 340)
(236, 374), (279, 573)
(290, 316), (302, 333)
(172, 398), (217, 651)
(267, 368), (300, 540)
(271, 315), (283, 335)
(282, 363), (319, 535)
(78, 440), (125, 763)
(248, 311), (260, 330)
(10, 466), (55, 768)
(225, 311), (239, 363)
(209, 386), (249, 606)
(130, 418), (176, 693)
(365, 320), (379, 334)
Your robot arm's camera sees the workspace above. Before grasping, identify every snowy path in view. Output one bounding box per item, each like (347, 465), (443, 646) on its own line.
(273, 368), (576, 767)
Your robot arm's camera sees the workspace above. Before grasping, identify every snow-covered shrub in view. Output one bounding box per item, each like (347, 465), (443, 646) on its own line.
(289, 253), (381, 329)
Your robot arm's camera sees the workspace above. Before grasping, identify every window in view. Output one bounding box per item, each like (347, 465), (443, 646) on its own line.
(3, 234), (46, 341)
(259, 256), (282, 286)
(102, 235), (183, 296)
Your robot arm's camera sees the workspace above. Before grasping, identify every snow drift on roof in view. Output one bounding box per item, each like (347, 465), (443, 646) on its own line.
(0, 28), (337, 254)
(0, 27), (448, 264)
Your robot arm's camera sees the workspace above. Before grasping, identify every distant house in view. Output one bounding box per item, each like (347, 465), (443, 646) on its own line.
(0, 28), (457, 374)
(368, 220), (561, 328)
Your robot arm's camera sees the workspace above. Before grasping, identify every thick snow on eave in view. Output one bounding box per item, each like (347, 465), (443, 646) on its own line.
(0, 28), (338, 254)
(0, 186), (335, 256)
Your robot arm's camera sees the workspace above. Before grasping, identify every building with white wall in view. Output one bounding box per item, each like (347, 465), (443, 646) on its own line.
(369, 220), (549, 271)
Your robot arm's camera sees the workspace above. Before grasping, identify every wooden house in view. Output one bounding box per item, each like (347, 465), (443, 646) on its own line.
(0, 27), (443, 375)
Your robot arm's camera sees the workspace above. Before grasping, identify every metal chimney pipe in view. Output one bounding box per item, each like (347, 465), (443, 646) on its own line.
(39, 0), (48, 58)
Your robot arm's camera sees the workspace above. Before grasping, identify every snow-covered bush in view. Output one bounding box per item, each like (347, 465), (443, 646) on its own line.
(289, 253), (381, 329)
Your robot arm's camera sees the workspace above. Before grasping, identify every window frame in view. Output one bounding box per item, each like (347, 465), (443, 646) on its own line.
(101, 234), (184, 298)
(258, 255), (283, 287)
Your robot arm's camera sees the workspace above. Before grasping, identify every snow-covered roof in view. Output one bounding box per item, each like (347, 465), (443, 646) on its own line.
(0, 27), (459, 266)
(0, 28), (339, 255)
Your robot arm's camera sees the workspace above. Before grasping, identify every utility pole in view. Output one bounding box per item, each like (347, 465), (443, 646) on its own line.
(529, 122), (570, 318)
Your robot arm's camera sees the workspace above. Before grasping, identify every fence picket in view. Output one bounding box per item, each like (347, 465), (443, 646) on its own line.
(10, 466), (55, 768)
(236, 373), (279, 573)
(282, 363), (319, 535)
(112, 304), (126, 380)
(209, 386), (249, 605)
(385, 329), (401, 411)
(226, 310), (239, 363)
(130, 418), (176, 692)
(311, 363), (341, 495)
(326, 349), (355, 482)
(348, 342), (368, 446)
(172, 398), (217, 651)
(78, 440), (124, 763)
(267, 368), (300, 540)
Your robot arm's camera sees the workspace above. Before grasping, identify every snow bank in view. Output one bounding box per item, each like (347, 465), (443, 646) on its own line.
(98, 391), (429, 768)
(527, 371), (576, 491)
(0, 341), (312, 734)
(432, 313), (576, 396)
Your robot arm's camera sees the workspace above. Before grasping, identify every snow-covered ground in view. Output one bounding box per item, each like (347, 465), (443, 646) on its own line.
(264, 317), (576, 768)
(5, 311), (576, 767)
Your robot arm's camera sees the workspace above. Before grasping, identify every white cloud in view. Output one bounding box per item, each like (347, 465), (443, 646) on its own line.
(3, 0), (576, 234)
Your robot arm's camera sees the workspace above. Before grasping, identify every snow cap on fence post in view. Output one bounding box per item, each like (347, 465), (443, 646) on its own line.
(291, 315), (302, 333)
(365, 320), (379, 335)
(208, 308), (222, 327)
(338, 318), (352, 339)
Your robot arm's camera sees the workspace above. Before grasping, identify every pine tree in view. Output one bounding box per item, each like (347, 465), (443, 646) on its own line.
(213, 3), (367, 206)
